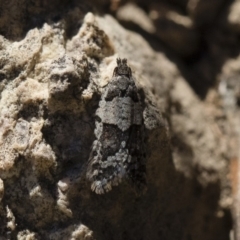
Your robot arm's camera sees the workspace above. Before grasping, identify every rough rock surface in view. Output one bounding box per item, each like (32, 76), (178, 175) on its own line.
(0, 0), (239, 239)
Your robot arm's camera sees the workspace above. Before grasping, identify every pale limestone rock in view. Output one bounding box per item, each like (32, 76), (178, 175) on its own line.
(228, 0), (240, 31)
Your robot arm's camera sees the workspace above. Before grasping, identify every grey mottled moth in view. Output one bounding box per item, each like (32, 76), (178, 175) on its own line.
(87, 58), (146, 194)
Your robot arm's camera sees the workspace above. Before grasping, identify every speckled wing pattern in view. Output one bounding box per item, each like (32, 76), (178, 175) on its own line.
(87, 58), (146, 194)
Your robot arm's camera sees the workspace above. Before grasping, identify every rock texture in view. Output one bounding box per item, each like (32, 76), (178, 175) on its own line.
(0, 0), (239, 239)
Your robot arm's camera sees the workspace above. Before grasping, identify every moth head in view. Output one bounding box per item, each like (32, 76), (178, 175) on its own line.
(114, 58), (132, 77)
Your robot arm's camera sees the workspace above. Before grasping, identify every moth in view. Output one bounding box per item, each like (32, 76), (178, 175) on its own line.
(87, 58), (146, 194)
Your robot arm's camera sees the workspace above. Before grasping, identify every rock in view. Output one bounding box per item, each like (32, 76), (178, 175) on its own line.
(187, 0), (226, 26)
(227, 0), (240, 32)
(117, 3), (156, 33)
(0, 1), (233, 239)
(150, 2), (200, 57)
